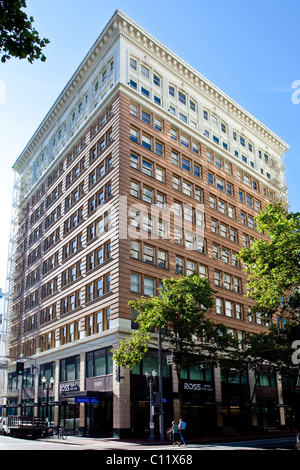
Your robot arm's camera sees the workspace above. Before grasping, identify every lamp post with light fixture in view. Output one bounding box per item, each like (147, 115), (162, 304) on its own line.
(145, 369), (157, 442)
(41, 376), (54, 421)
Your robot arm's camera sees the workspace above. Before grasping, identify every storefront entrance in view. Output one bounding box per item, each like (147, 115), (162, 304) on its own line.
(58, 391), (113, 437)
(84, 398), (113, 437)
(59, 400), (80, 435)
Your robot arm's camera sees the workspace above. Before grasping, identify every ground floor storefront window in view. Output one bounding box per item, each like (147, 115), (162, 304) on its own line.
(59, 401), (80, 435)
(255, 398), (280, 429)
(85, 398), (113, 437)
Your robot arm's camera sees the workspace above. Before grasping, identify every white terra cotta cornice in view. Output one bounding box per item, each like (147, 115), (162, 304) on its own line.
(13, 9), (289, 175)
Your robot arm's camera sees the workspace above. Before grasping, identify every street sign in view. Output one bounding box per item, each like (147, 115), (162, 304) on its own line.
(0, 362), (8, 370)
(30, 364), (40, 375)
(166, 354), (173, 365)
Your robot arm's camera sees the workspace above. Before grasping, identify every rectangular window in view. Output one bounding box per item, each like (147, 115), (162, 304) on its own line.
(130, 273), (140, 292)
(142, 134), (151, 150)
(130, 79), (137, 89)
(185, 232), (196, 250)
(182, 157), (191, 171)
(172, 175), (180, 191)
(130, 240), (140, 259)
(216, 298), (223, 315)
(176, 256), (183, 274)
(142, 110), (151, 125)
(190, 99), (196, 112)
(130, 181), (139, 198)
(130, 128), (138, 143)
(195, 188), (202, 202)
(225, 301), (233, 317)
(181, 135), (189, 148)
(223, 274), (231, 290)
(178, 91), (186, 105)
(199, 264), (207, 278)
(174, 226), (183, 244)
(141, 87), (150, 98)
(144, 277), (155, 296)
(141, 65), (149, 79)
(158, 249), (167, 269)
(236, 304), (242, 320)
(222, 248), (229, 263)
(153, 74), (160, 86)
(187, 260), (196, 276)
(214, 271), (221, 286)
(172, 151), (179, 165)
(171, 128), (178, 140)
(142, 159), (153, 176)
(182, 181), (192, 196)
(130, 58), (137, 70)
(156, 166), (165, 182)
(216, 177), (224, 191)
(130, 153), (139, 169)
(143, 244), (154, 264)
(179, 112), (187, 123)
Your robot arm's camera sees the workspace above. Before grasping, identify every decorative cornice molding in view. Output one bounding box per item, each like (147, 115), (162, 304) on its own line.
(13, 9), (289, 175)
(13, 10), (121, 174)
(115, 11), (289, 154)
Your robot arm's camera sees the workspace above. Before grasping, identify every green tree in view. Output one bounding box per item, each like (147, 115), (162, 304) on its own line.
(113, 274), (237, 414)
(0, 0), (49, 63)
(238, 201), (300, 321)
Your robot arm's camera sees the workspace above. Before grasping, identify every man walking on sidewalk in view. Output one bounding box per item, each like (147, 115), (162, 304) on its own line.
(178, 419), (187, 446)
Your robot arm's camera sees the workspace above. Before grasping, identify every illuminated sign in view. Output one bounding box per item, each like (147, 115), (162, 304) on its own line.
(75, 397), (99, 404)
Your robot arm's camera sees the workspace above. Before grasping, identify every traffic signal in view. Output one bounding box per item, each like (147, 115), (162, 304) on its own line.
(16, 362), (24, 375)
(174, 352), (181, 364)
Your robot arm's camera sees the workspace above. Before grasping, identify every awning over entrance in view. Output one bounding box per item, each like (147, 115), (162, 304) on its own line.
(59, 390), (112, 403)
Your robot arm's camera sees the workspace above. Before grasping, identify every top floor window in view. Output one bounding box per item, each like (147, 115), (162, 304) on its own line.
(178, 92), (186, 105)
(141, 65), (149, 79)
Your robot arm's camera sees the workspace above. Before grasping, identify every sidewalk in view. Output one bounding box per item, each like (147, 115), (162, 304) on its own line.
(41, 429), (297, 449)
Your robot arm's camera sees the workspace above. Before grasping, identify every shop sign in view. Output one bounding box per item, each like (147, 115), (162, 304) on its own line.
(59, 383), (79, 393)
(183, 382), (213, 392)
(75, 397), (99, 404)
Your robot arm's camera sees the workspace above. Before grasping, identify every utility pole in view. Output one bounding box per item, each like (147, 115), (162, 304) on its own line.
(158, 329), (164, 442)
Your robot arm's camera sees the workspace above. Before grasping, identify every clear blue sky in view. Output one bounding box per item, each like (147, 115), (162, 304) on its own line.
(0, 0), (299, 289)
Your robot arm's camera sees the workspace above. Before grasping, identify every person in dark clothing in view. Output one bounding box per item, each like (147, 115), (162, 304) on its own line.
(178, 418), (187, 446)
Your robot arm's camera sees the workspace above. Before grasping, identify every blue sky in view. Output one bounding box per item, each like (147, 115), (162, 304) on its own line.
(0, 0), (299, 288)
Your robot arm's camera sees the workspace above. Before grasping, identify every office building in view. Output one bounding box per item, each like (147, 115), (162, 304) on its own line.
(4, 10), (290, 437)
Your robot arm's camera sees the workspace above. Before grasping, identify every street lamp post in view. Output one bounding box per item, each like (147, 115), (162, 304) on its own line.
(145, 370), (157, 442)
(41, 376), (54, 422)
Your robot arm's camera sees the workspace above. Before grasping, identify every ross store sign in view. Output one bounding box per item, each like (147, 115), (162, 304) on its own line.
(60, 383), (79, 393)
(183, 382), (213, 392)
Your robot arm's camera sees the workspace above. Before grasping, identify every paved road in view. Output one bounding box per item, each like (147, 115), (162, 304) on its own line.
(0, 434), (297, 451)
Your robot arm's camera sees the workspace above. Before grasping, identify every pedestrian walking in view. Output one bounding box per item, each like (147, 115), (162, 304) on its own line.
(167, 421), (180, 446)
(178, 418), (187, 446)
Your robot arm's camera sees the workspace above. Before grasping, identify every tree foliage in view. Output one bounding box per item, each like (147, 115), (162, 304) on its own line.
(238, 201), (300, 320)
(113, 275), (237, 369)
(0, 0), (49, 63)
(113, 275), (238, 414)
